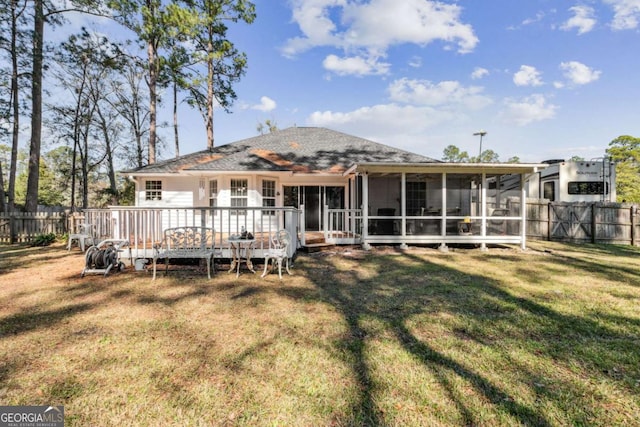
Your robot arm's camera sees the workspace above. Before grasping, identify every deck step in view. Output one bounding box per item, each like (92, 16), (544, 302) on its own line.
(303, 242), (336, 253)
(304, 236), (326, 245)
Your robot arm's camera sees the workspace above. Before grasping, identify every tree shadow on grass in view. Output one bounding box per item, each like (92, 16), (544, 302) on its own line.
(0, 243), (74, 276)
(0, 303), (93, 336)
(276, 250), (639, 426)
(291, 253), (551, 426)
(523, 242), (640, 287)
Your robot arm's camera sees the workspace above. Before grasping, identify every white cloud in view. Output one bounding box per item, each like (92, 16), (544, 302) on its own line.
(604, 0), (640, 30)
(559, 61), (601, 85)
(408, 56), (422, 68)
(341, 0), (478, 53)
(507, 11), (545, 30)
(251, 96), (277, 112)
(388, 78), (492, 109)
(522, 11), (546, 26)
(281, 0), (345, 57)
(513, 65), (544, 87)
(561, 5), (597, 34)
(306, 76), (494, 138)
(471, 67), (489, 80)
(307, 103), (456, 135)
(501, 94), (558, 126)
(283, 0), (478, 75)
(322, 54), (390, 76)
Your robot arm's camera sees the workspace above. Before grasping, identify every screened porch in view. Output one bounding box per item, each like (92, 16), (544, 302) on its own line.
(324, 164), (541, 250)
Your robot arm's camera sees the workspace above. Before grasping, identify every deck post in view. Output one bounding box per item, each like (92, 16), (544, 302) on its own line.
(439, 173), (448, 251)
(520, 177), (527, 250)
(400, 173), (408, 250)
(362, 173), (371, 250)
(299, 204), (306, 246)
(480, 172), (488, 251)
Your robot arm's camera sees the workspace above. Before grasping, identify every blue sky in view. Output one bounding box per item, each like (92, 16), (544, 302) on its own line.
(66, 0), (640, 163)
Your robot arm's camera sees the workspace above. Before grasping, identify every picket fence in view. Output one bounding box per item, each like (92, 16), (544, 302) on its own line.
(0, 212), (68, 243)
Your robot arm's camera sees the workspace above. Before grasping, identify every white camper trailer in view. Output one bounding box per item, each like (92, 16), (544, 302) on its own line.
(527, 159), (616, 202)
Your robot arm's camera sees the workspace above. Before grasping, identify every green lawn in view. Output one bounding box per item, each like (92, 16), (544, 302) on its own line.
(1, 241), (639, 426)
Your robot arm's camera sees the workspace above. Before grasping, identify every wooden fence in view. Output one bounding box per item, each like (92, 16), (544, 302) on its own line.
(524, 200), (640, 246)
(2, 202), (640, 246)
(0, 212), (68, 243)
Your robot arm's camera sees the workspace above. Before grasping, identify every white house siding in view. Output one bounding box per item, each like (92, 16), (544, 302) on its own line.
(136, 176), (196, 207)
(134, 173), (353, 236)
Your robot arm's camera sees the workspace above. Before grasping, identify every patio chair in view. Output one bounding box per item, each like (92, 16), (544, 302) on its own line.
(261, 229), (292, 280)
(67, 223), (95, 252)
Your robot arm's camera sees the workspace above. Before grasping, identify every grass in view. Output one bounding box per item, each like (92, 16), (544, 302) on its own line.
(1, 241), (639, 426)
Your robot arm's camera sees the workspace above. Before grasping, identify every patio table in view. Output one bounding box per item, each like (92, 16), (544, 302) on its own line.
(228, 237), (256, 277)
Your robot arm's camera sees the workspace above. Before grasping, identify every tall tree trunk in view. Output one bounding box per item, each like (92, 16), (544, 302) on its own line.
(25, 0), (44, 212)
(8, 0), (21, 213)
(132, 89), (144, 168)
(173, 80), (179, 158)
(147, 39), (157, 164)
(9, 58), (19, 212)
(79, 101), (97, 209)
(0, 163), (6, 213)
(96, 104), (118, 204)
(206, 37), (214, 150)
(105, 138), (118, 205)
(70, 68), (88, 211)
(81, 132), (89, 209)
(70, 138), (78, 210)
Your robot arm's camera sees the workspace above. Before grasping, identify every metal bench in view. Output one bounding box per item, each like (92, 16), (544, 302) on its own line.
(152, 227), (216, 280)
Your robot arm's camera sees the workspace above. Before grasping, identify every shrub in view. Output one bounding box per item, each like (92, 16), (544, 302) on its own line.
(32, 232), (56, 247)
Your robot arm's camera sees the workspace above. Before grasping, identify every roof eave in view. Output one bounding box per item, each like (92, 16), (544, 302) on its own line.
(353, 162), (548, 174)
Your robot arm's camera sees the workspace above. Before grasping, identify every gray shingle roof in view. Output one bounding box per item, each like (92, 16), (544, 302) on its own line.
(125, 127), (439, 175)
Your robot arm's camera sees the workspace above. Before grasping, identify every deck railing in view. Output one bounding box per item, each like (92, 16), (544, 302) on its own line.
(324, 208), (363, 244)
(79, 207), (301, 260)
(327, 205), (527, 248)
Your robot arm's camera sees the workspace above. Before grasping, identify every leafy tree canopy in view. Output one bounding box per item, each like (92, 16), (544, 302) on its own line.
(442, 145), (500, 163)
(607, 135), (640, 163)
(606, 135), (640, 202)
(442, 145), (469, 163)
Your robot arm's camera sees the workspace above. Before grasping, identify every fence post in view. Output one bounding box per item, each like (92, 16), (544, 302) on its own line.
(632, 206), (637, 246)
(591, 203), (597, 244)
(547, 203), (552, 241)
(9, 213), (16, 244)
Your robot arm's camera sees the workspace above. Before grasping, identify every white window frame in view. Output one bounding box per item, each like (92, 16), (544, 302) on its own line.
(145, 180), (162, 201)
(209, 179), (218, 214)
(230, 178), (248, 214)
(261, 178), (276, 214)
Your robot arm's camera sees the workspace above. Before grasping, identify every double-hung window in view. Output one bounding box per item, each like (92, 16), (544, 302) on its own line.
(231, 178), (248, 214)
(262, 179), (276, 215)
(209, 179), (218, 214)
(145, 180), (162, 201)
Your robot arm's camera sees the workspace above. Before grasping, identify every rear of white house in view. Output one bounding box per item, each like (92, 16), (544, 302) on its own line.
(110, 127), (547, 258)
